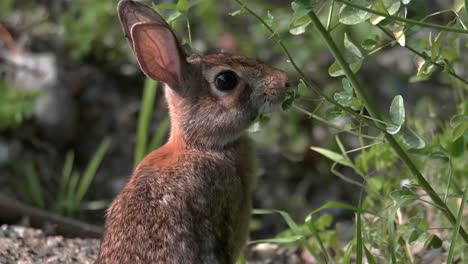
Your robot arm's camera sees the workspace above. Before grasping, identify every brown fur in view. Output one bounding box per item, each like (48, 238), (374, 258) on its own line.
(96, 1), (290, 263)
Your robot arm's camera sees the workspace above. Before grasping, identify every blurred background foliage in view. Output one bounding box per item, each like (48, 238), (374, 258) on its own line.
(0, 0), (467, 262)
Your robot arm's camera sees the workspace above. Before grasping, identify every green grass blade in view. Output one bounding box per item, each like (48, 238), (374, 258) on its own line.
(447, 184), (468, 263)
(57, 150), (75, 212)
(355, 212), (363, 264)
(74, 138), (111, 207)
(363, 244), (376, 264)
(66, 172), (80, 215)
(148, 115), (170, 152)
(25, 163), (44, 208)
(248, 235), (302, 244)
(134, 78), (158, 167)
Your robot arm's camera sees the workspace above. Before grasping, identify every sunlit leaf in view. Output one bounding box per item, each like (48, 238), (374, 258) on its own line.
(401, 126), (426, 149)
(450, 114), (468, 128)
(344, 33), (363, 58)
(289, 21), (311, 35)
(328, 60), (363, 77)
(369, 0), (401, 25)
(452, 123), (467, 141)
(393, 25), (405, 46)
(339, 0), (372, 25)
(310, 147), (354, 167)
(265, 10), (274, 28)
(389, 95), (405, 126)
(297, 79), (310, 96)
(176, 0), (189, 13)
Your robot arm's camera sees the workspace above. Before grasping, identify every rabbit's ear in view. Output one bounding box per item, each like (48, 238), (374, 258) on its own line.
(118, 0), (185, 89)
(131, 23), (184, 89)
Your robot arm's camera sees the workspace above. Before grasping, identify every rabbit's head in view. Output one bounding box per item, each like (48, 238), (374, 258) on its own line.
(119, 0), (291, 148)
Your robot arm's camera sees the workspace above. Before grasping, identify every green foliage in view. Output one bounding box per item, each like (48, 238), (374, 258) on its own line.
(0, 82), (38, 129)
(235, 0), (468, 262)
(57, 138), (111, 216)
(11, 162), (44, 208)
(60, 0), (124, 61)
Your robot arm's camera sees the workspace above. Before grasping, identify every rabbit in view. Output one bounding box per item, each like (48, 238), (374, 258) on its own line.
(96, 0), (291, 263)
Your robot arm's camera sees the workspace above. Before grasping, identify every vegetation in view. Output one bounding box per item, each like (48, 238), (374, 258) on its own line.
(0, 0), (467, 263)
(231, 0), (468, 262)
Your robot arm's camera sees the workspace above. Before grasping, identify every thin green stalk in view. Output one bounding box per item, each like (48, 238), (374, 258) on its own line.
(134, 78), (158, 167)
(306, 10), (468, 243)
(335, 0), (468, 34)
(447, 185), (467, 263)
(292, 104), (382, 140)
(75, 138), (111, 207)
(376, 24), (468, 87)
(326, 0), (335, 30)
(235, 0), (385, 133)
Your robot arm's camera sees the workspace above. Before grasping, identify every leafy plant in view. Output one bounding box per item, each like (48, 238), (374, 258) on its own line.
(57, 138), (111, 216)
(0, 82), (38, 129)
(233, 0), (468, 262)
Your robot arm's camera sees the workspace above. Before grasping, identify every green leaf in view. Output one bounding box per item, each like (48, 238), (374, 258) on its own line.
(328, 60), (363, 77)
(369, 0), (401, 25)
(386, 95), (405, 134)
(362, 38), (378, 50)
(249, 235), (303, 244)
(450, 114), (468, 128)
(265, 10), (274, 28)
(339, 0), (372, 25)
(431, 31), (446, 60)
(289, 21), (311, 35)
(176, 0), (189, 13)
(307, 201), (361, 218)
(424, 234), (443, 249)
(289, 2), (312, 35)
(367, 176), (384, 192)
(25, 163), (44, 208)
(390, 95), (405, 125)
(446, 135), (464, 157)
(391, 187), (418, 201)
(401, 126), (426, 149)
(281, 90), (298, 111)
(452, 123), (467, 141)
(364, 245), (377, 264)
(310, 147), (354, 167)
(297, 79), (309, 96)
(166, 11), (183, 23)
(325, 106), (346, 119)
(154, 3), (178, 10)
(248, 115), (271, 133)
(344, 33), (363, 58)
(334, 79), (354, 107)
(230, 8), (247, 16)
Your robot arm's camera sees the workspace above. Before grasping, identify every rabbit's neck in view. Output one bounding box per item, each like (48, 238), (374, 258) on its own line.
(165, 89), (247, 150)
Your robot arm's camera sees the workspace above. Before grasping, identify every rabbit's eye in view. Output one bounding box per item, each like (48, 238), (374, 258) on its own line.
(215, 70), (238, 91)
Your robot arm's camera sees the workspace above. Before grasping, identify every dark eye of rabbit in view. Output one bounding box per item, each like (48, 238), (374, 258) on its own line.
(215, 70), (238, 91)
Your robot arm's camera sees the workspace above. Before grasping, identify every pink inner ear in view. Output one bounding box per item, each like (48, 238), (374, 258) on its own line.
(131, 23), (182, 89)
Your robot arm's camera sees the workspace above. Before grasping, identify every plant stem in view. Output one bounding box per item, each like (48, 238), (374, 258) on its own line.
(134, 79), (158, 168)
(234, 0), (383, 132)
(376, 24), (468, 88)
(335, 0), (468, 34)
(307, 10), (468, 243)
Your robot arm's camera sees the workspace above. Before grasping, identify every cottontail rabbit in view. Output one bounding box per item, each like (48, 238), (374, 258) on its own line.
(96, 1), (290, 263)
